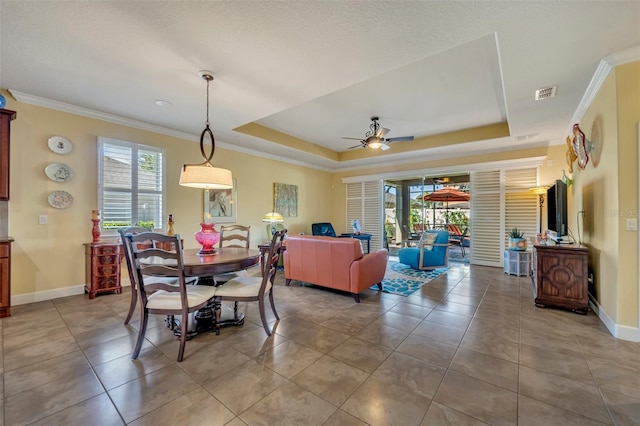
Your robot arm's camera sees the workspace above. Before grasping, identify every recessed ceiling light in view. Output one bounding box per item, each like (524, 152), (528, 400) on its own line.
(154, 99), (172, 107)
(534, 86), (557, 101)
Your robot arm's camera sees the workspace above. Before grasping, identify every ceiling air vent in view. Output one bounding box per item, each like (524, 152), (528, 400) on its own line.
(535, 86), (557, 101)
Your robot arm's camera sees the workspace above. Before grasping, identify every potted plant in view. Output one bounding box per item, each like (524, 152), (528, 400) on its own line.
(509, 228), (527, 251)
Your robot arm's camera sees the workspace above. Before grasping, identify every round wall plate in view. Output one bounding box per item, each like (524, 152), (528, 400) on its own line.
(47, 136), (74, 155)
(47, 190), (74, 209)
(44, 162), (74, 182)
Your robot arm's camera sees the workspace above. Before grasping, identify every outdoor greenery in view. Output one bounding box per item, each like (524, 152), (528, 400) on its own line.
(409, 209), (422, 229)
(103, 221), (155, 230)
(435, 210), (470, 228)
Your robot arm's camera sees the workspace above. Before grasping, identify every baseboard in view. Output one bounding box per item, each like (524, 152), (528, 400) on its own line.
(11, 282), (131, 306)
(12, 285), (86, 306)
(589, 298), (640, 342)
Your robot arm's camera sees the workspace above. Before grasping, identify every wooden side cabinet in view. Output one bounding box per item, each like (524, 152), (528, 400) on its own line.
(532, 242), (589, 314)
(0, 240), (12, 317)
(84, 242), (123, 299)
(0, 109), (17, 201)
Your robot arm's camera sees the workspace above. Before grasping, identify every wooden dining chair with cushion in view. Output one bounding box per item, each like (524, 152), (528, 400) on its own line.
(119, 226), (157, 325)
(123, 232), (217, 362)
(119, 227), (196, 325)
(213, 229), (286, 336)
(213, 225), (251, 285)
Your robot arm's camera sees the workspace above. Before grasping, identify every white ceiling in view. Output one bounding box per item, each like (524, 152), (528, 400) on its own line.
(1, 1), (639, 171)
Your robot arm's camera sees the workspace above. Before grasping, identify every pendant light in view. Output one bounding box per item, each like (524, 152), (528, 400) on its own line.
(179, 71), (233, 189)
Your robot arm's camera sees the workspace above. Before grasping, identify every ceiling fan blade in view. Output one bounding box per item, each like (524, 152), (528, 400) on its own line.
(380, 142), (391, 151)
(342, 137), (365, 140)
(386, 136), (414, 143)
(376, 127), (390, 138)
(348, 143), (365, 149)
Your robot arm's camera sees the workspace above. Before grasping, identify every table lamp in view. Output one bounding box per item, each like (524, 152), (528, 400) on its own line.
(262, 211), (284, 236)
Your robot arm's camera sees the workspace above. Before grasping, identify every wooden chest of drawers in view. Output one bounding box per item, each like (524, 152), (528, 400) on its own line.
(84, 242), (123, 299)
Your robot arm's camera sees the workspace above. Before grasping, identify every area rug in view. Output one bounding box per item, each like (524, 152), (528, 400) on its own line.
(372, 261), (448, 297)
(449, 250), (470, 263)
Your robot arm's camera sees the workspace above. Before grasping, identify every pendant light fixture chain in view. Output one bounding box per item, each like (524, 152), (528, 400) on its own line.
(200, 71), (215, 163)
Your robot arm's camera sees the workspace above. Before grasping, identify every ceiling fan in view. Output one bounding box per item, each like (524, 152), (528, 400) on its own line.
(343, 116), (414, 150)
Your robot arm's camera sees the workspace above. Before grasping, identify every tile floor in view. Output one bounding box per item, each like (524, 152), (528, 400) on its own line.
(1, 262), (639, 425)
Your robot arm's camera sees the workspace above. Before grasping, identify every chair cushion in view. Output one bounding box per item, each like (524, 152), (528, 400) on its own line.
(146, 285), (216, 310)
(214, 276), (272, 298)
(418, 232), (438, 250)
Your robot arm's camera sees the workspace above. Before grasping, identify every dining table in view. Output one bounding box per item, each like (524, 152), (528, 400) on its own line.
(178, 247), (261, 336)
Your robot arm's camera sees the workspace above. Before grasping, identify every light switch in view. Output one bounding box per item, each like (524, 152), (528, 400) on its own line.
(38, 215), (48, 225)
(626, 218), (638, 231)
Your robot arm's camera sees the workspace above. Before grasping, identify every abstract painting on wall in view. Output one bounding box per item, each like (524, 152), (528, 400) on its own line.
(274, 183), (298, 217)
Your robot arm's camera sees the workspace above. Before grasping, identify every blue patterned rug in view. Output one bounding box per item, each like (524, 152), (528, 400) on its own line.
(372, 261), (448, 297)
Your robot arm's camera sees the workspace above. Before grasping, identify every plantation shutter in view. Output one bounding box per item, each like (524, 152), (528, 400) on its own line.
(98, 137), (165, 233)
(504, 168), (538, 248)
(470, 171), (503, 267)
(345, 181), (384, 251)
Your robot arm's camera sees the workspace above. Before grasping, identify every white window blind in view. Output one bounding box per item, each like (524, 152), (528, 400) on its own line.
(504, 168), (538, 247)
(98, 137), (165, 233)
(345, 181), (384, 251)
(470, 170), (503, 267)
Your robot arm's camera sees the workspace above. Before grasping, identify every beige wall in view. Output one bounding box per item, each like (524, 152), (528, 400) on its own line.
(576, 61), (639, 329)
(4, 94), (333, 298)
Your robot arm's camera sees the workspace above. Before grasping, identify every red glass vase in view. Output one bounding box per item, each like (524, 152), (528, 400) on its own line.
(195, 222), (220, 255)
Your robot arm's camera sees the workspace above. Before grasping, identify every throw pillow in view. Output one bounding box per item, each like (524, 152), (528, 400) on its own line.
(418, 232), (438, 250)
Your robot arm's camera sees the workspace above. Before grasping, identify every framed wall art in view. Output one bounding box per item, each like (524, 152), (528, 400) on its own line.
(204, 179), (237, 223)
(274, 182), (298, 217)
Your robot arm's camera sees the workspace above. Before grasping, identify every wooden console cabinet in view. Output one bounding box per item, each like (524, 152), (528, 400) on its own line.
(84, 242), (123, 299)
(532, 241), (589, 314)
(0, 109), (16, 201)
(0, 239), (12, 317)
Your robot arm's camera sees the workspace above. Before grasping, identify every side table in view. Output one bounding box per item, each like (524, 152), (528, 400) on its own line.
(340, 233), (372, 254)
(84, 242), (123, 299)
(503, 249), (532, 277)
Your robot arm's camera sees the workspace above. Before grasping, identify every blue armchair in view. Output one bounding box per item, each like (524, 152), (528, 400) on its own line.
(398, 230), (450, 270)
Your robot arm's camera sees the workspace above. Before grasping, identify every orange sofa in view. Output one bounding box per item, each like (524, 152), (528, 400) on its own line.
(283, 235), (388, 302)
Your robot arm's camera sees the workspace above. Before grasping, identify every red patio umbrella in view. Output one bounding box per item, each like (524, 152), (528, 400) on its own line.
(421, 187), (470, 227)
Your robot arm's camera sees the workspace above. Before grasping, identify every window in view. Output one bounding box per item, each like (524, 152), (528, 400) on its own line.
(98, 137), (165, 233)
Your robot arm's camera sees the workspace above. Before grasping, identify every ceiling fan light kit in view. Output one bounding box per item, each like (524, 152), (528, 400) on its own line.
(343, 116), (414, 150)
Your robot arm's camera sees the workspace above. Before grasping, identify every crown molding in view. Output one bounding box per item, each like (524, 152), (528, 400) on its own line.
(569, 45), (640, 130)
(8, 90), (337, 172)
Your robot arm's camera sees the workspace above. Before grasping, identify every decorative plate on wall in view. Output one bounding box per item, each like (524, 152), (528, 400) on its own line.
(47, 135), (74, 155)
(47, 190), (74, 209)
(44, 162), (74, 183)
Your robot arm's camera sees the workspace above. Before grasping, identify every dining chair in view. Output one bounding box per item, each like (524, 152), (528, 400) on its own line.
(119, 227), (196, 325)
(123, 232), (217, 362)
(213, 229), (286, 336)
(213, 224), (251, 285)
(119, 226), (155, 325)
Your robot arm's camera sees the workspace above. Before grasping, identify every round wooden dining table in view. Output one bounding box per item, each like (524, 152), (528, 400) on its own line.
(181, 247), (261, 277)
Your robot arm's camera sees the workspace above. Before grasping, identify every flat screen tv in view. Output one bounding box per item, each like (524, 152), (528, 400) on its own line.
(547, 179), (568, 241)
